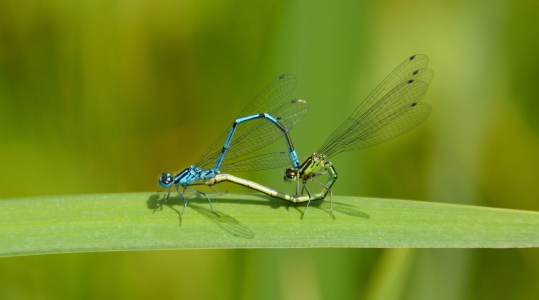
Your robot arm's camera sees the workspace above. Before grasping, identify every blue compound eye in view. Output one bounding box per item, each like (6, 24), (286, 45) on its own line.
(159, 173), (172, 187)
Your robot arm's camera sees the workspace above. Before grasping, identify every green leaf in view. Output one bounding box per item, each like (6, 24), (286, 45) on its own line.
(1, 193), (538, 257)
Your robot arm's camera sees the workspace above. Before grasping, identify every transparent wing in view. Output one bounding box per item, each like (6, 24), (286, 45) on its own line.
(195, 75), (308, 170)
(220, 152), (291, 172)
(318, 55), (434, 157)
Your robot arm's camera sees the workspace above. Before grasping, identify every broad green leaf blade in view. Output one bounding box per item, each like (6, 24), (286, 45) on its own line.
(1, 193), (538, 257)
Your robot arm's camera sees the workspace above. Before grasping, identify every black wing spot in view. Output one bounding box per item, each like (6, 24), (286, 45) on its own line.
(408, 79), (414, 84)
(410, 55), (416, 60)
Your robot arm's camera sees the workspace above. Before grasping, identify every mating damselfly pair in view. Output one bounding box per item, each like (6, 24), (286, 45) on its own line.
(156, 54), (434, 223)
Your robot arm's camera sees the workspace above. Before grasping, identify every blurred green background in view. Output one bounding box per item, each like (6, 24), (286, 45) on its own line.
(1, 0), (539, 299)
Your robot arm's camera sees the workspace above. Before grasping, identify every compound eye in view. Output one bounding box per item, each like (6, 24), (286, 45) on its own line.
(284, 168), (296, 179)
(159, 173), (172, 185)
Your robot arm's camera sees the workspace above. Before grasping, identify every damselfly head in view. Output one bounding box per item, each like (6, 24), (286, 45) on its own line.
(158, 172), (173, 188)
(283, 167), (297, 182)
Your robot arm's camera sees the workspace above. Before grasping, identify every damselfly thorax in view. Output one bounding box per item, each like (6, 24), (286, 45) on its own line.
(285, 153), (329, 182)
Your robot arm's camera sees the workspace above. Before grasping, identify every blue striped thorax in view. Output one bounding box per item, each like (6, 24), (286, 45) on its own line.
(159, 165), (219, 189)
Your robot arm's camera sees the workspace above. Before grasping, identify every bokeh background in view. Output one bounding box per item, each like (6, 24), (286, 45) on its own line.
(1, 0), (539, 299)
